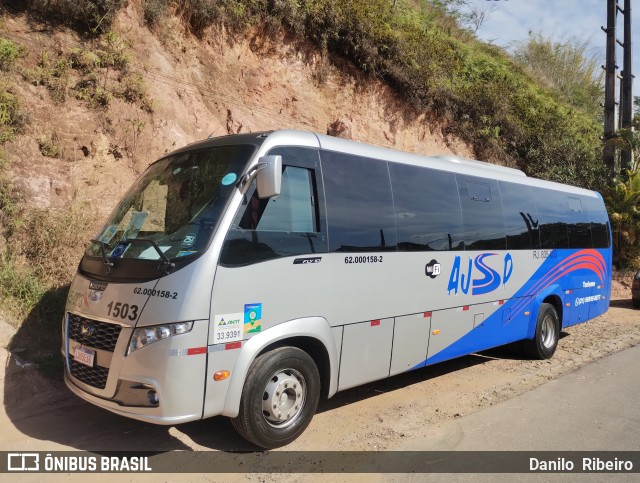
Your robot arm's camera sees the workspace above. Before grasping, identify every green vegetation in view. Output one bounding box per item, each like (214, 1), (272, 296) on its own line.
(21, 31), (152, 112)
(0, 148), (19, 233)
(606, 170), (640, 268)
(0, 137), (37, 324)
(608, 126), (640, 173)
(605, 116), (640, 268)
(97, 31), (131, 71)
(37, 132), (62, 158)
(0, 202), (89, 375)
(0, 82), (27, 143)
(0, 256), (45, 322)
(23, 51), (71, 103)
(0, 36), (26, 71)
(513, 32), (604, 121)
(117, 73), (154, 113)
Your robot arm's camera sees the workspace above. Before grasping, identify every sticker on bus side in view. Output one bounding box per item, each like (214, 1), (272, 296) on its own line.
(213, 313), (243, 343)
(244, 303), (262, 334)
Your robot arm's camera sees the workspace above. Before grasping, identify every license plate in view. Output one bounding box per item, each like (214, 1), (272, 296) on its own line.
(74, 346), (95, 367)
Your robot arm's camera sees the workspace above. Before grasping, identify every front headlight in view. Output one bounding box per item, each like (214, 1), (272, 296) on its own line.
(127, 321), (194, 355)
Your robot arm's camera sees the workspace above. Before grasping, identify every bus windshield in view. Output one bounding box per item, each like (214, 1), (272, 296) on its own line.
(87, 144), (255, 262)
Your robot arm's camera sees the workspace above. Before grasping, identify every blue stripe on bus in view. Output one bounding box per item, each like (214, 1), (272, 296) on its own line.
(411, 248), (610, 369)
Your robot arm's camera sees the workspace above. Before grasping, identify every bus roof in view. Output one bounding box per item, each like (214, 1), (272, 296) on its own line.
(309, 131), (599, 198)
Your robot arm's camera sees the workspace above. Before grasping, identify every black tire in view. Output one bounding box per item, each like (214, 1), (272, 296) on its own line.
(523, 303), (560, 359)
(231, 347), (320, 449)
(633, 298), (640, 309)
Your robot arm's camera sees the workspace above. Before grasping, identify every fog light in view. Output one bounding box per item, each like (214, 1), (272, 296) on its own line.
(147, 390), (159, 405)
(214, 370), (230, 381)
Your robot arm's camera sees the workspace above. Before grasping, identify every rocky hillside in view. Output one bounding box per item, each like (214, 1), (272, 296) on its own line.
(1, 2), (473, 217)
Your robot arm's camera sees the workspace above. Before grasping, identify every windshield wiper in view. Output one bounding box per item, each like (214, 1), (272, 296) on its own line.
(91, 239), (114, 272)
(124, 238), (175, 273)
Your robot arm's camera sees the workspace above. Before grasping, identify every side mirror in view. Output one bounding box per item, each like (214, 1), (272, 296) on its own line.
(256, 155), (282, 199)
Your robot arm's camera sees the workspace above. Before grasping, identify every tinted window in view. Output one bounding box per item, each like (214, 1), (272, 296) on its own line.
(321, 151), (397, 252)
(499, 181), (539, 249)
(567, 196), (593, 248)
(220, 147), (327, 266)
(255, 167), (315, 232)
(389, 164), (464, 251)
(457, 175), (506, 250)
(583, 195), (611, 248)
(537, 190), (569, 249)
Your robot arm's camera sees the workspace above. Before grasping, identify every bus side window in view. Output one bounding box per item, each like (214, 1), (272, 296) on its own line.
(389, 164), (464, 251)
(457, 175), (506, 250)
(321, 150), (397, 252)
(537, 189), (570, 249)
(499, 181), (540, 250)
(567, 196), (592, 249)
(238, 166), (315, 232)
(220, 148), (328, 266)
(583, 195), (611, 248)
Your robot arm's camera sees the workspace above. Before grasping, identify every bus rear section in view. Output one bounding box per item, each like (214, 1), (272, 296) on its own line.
(63, 130), (612, 448)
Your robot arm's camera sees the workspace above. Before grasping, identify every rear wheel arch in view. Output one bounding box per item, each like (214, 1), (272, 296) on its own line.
(523, 302), (560, 359)
(529, 290), (563, 339)
(542, 294), (563, 328)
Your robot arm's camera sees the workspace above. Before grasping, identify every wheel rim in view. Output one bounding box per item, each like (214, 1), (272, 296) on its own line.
(541, 314), (556, 349)
(261, 368), (306, 428)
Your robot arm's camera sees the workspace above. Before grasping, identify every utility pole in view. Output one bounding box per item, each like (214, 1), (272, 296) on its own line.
(620, 0), (634, 171)
(603, 0), (618, 175)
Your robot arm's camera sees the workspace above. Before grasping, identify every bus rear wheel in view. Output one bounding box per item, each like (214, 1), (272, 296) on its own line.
(231, 346), (320, 449)
(523, 303), (560, 359)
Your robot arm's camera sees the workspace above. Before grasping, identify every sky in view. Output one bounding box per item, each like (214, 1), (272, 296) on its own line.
(465, 0), (639, 104)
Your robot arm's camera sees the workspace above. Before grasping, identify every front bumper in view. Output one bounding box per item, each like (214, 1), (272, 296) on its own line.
(63, 316), (211, 425)
(64, 372), (202, 425)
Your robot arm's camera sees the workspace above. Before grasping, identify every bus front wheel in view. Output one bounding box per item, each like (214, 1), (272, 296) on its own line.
(523, 303), (560, 359)
(231, 346), (320, 449)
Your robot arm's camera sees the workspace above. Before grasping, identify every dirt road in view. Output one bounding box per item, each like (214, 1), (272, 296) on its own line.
(1, 277), (639, 478)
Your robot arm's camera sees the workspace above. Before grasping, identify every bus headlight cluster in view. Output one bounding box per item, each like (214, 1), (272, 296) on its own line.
(127, 321), (194, 355)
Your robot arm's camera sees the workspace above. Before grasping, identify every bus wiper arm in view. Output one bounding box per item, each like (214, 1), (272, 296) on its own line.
(124, 238), (175, 272)
(91, 239), (114, 271)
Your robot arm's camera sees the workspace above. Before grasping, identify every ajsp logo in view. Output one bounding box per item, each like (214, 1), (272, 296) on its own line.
(447, 253), (513, 296)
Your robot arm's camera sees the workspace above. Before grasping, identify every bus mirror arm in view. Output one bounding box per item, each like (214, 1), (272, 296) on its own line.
(237, 155), (282, 199)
